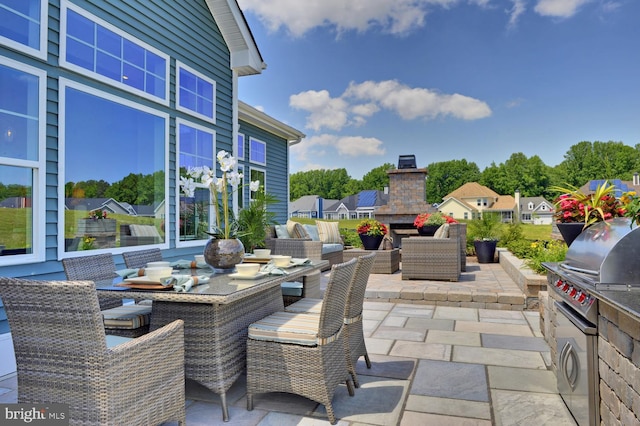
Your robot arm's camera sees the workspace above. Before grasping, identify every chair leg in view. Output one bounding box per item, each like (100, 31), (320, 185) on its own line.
(325, 401), (338, 425)
(364, 353), (372, 369)
(350, 369), (359, 388)
(247, 394), (253, 411)
(346, 378), (355, 396)
(220, 392), (229, 422)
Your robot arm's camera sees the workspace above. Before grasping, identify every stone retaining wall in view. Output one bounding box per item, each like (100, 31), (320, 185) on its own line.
(497, 248), (547, 310)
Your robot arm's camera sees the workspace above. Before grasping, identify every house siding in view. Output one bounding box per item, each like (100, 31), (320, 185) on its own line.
(0, 0), (234, 279)
(238, 121), (290, 223)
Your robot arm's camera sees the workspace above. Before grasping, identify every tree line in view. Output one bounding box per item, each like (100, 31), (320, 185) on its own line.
(289, 141), (640, 203)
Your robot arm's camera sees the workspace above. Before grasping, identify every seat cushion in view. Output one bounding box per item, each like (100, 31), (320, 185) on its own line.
(281, 281), (303, 297)
(322, 243), (343, 254)
(248, 311), (322, 346)
(285, 298), (323, 314)
(101, 304), (152, 329)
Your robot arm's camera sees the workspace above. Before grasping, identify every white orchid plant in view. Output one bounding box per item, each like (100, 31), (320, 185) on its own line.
(180, 150), (260, 239)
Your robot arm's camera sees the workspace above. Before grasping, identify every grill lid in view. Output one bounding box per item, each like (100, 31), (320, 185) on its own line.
(562, 217), (640, 285)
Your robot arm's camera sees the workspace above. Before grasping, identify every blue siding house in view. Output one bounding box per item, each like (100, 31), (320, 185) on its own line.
(0, 0), (303, 373)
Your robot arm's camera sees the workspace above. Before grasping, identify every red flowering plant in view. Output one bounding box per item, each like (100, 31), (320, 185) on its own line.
(88, 209), (108, 220)
(356, 219), (388, 236)
(413, 212), (457, 228)
(551, 181), (625, 228)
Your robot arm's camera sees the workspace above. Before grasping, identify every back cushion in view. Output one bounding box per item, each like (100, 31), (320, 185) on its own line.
(274, 224), (290, 239)
(433, 223), (450, 239)
(315, 221), (342, 244)
(293, 223), (310, 239)
(303, 224), (320, 241)
(286, 220), (298, 237)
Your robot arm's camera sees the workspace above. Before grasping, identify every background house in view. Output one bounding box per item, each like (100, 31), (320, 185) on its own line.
(290, 190), (388, 220)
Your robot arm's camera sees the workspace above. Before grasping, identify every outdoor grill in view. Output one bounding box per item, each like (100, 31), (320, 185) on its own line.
(543, 217), (640, 426)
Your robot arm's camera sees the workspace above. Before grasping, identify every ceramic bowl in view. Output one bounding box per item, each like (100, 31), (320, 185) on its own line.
(235, 263), (261, 277)
(271, 255), (292, 267)
(146, 261), (171, 268)
(253, 249), (271, 258)
(145, 266), (173, 281)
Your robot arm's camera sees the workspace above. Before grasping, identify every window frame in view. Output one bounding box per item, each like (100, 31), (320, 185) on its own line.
(175, 118), (216, 248)
(57, 77), (170, 259)
(0, 56), (46, 266)
(176, 60), (216, 123)
(248, 137), (266, 166)
(0, 0), (48, 60)
(59, 0), (170, 105)
(249, 167), (266, 203)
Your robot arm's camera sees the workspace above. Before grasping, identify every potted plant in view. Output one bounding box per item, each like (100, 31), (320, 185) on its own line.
(550, 180), (624, 245)
(414, 212), (457, 236)
(468, 212), (502, 263)
(621, 190), (640, 227)
(236, 190), (278, 253)
(356, 219), (388, 250)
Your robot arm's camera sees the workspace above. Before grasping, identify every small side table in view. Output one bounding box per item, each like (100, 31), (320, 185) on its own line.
(343, 248), (400, 274)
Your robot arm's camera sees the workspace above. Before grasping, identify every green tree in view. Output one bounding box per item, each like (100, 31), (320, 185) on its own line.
(480, 153), (553, 197)
(425, 159), (481, 203)
(361, 163), (394, 191)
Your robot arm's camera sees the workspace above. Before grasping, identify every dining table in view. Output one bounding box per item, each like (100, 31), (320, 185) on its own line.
(96, 259), (329, 422)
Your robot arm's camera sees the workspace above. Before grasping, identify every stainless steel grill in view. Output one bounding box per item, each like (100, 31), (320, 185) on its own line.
(543, 217), (640, 426)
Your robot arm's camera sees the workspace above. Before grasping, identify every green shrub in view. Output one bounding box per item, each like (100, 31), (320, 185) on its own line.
(524, 240), (568, 274)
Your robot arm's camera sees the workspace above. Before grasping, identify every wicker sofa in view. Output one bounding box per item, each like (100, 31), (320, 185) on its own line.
(265, 222), (344, 271)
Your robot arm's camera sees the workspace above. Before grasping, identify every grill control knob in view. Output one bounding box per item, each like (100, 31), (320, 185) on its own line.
(555, 279), (564, 288)
(562, 282), (570, 292)
(576, 292), (587, 304)
(568, 287), (577, 298)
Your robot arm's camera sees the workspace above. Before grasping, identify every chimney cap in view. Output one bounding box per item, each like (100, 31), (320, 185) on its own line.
(398, 155), (417, 169)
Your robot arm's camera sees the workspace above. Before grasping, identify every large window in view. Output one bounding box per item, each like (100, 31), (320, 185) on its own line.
(0, 0), (47, 59)
(249, 137), (266, 165)
(176, 119), (215, 246)
(0, 58), (46, 265)
(59, 79), (168, 256)
(60, 1), (169, 103)
(177, 61), (215, 122)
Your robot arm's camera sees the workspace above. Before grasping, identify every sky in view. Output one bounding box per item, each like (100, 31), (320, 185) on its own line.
(236, 0), (640, 180)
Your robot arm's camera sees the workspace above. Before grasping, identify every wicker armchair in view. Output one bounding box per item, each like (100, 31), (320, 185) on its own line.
(401, 235), (461, 281)
(265, 225), (342, 271)
(0, 277), (185, 426)
(285, 251), (376, 387)
(246, 258), (358, 424)
(122, 248), (163, 268)
(62, 253), (152, 337)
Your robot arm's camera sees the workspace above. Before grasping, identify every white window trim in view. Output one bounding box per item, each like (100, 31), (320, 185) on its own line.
(57, 77), (170, 259)
(176, 60), (216, 123)
(175, 117), (216, 249)
(0, 57), (46, 266)
(249, 137), (266, 166)
(0, 0), (48, 60)
(59, 0), (170, 106)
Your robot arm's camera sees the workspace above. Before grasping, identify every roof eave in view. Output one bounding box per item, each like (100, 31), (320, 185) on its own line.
(239, 100), (305, 144)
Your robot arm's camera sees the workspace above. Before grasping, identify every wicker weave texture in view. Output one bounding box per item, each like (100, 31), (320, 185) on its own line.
(401, 237), (460, 281)
(122, 248), (163, 268)
(449, 223), (467, 272)
(62, 254), (121, 310)
(282, 270), (322, 306)
(0, 278), (185, 426)
(247, 258), (357, 424)
(150, 284), (284, 421)
(343, 249), (400, 274)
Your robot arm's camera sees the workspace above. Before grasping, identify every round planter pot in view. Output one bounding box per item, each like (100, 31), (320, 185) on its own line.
(417, 225), (440, 236)
(474, 240), (497, 263)
(359, 234), (383, 250)
(203, 238), (244, 272)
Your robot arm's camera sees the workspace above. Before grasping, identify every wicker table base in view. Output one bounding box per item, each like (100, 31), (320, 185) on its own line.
(343, 248), (400, 274)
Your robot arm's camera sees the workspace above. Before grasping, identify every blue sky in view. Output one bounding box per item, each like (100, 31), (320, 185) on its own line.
(237, 0), (640, 179)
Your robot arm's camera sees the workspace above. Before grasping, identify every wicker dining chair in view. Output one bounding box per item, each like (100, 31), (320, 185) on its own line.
(62, 253), (152, 337)
(0, 277), (186, 426)
(285, 251), (376, 387)
(122, 248), (163, 268)
(246, 258), (358, 424)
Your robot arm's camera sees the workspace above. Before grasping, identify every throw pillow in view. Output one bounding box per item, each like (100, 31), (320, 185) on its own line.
(433, 223), (450, 239)
(274, 224), (291, 239)
(303, 224), (320, 241)
(286, 220), (298, 237)
(293, 223), (310, 239)
(315, 221), (341, 244)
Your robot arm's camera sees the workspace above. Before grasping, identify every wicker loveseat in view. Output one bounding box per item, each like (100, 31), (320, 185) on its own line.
(265, 221), (344, 271)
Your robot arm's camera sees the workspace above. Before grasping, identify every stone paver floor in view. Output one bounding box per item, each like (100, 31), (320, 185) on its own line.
(0, 260), (577, 425)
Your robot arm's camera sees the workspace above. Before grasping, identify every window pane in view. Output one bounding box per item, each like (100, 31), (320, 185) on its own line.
(146, 51), (166, 78)
(146, 74), (164, 98)
(96, 25), (121, 57)
(178, 66), (214, 119)
(179, 87), (196, 111)
(237, 134), (244, 159)
(67, 8), (94, 44)
(0, 64), (39, 161)
(66, 37), (94, 70)
(64, 86), (166, 251)
(96, 51), (120, 81)
(250, 138), (266, 164)
(0, 165), (33, 256)
(180, 68), (196, 92)
(123, 39), (144, 67)
(0, 0), (41, 49)
(122, 63), (144, 90)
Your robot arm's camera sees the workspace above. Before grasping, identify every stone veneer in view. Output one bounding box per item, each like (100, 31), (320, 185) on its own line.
(498, 249), (547, 310)
(540, 289), (640, 425)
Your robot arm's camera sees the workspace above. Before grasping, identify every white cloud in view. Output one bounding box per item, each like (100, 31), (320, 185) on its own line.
(238, 0), (491, 37)
(351, 103), (380, 117)
(345, 80), (492, 121)
(336, 136), (386, 156)
(289, 90), (349, 131)
(507, 0), (527, 29)
(534, 0), (591, 18)
(291, 134), (385, 162)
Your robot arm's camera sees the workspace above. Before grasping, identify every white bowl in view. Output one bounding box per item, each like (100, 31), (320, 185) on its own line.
(271, 255), (292, 267)
(145, 266), (173, 281)
(146, 261), (171, 268)
(253, 249), (271, 258)
(235, 263), (261, 277)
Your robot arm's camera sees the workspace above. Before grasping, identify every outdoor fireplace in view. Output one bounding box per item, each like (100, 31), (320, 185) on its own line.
(375, 157), (435, 248)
